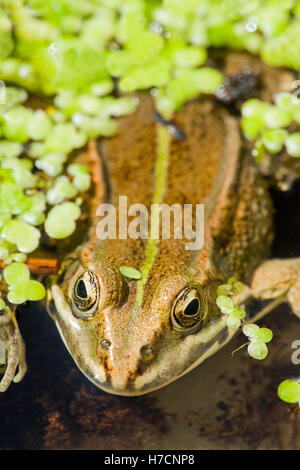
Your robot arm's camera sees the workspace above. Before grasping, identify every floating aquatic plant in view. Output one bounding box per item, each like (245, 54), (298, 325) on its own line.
(0, 0), (299, 315)
(278, 379), (300, 405)
(119, 266), (142, 280)
(216, 277), (274, 360)
(216, 276), (246, 330)
(241, 93), (300, 162)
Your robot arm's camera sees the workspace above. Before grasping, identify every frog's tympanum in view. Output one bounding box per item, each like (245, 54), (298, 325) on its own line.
(1, 54), (300, 395)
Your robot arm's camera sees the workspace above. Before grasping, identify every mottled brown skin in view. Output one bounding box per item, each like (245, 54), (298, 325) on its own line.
(49, 90), (273, 395)
(49, 54), (298, 396)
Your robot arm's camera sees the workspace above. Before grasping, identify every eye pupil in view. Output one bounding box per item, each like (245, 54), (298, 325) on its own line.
(184, 298), (199, 316)
(76, 279), (88, 299)
(171, 286), (206, 331)
(71, 271), (99, 319)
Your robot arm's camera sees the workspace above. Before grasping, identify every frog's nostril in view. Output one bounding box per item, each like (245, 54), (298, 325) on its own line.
(99, 338), (111, 351)
(140, 344), (154, 360)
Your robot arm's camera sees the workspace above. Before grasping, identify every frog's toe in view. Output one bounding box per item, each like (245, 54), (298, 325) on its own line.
(251, 258), (300, 319)
(0, 308), (27, 392)
(286, 281), (300, 319)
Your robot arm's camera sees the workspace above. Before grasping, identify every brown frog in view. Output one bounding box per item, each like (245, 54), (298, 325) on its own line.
(1, 53), (300, 396)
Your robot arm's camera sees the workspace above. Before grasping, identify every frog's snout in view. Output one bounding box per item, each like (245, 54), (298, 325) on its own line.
(95, 336), (158, 396)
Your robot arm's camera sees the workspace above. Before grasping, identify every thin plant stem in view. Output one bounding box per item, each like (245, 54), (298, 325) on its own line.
(232, 341), (250, 356)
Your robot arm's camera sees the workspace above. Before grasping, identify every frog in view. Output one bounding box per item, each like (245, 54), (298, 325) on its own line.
(1, 52), (300, 396)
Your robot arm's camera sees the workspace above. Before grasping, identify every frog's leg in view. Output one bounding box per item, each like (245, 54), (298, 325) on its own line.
(0, 306), (27, 392)
(250, 258), (300, 319)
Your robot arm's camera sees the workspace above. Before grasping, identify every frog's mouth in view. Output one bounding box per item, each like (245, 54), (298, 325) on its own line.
(49, 283), (237, 396)
(107, 319), (235, 396)
(128, 318), (237, 396)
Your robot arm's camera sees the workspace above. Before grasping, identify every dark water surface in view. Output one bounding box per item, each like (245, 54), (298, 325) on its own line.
(1, 185), (300, 450)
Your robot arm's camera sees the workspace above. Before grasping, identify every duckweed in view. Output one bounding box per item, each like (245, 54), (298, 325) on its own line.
(278, 379), (300, 404)
(242, 324), (273, 360)
(261, 129), (287, 154)
(46, 176), (78, 205)
(285, 133), (300, 157)
(247, 342), (269, 360)
(241, 92), (300, 162)
(216, 278), (246, 330)
(2, 219), (40, 253)
(44, 202), (81, 239)
(3, 262), (30, 285)
(216, 278), (274, 360)
(119, 266), (142, 280)
(67, 164), (91, 192)
(3, 261), (45, 304)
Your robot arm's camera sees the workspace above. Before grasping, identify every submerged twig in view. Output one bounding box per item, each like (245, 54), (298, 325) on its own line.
(0, 257), (58, 275)
(153, 112), (186, 141)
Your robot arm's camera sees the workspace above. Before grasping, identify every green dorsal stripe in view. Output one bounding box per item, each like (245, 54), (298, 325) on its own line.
(134, 125), (171, 314)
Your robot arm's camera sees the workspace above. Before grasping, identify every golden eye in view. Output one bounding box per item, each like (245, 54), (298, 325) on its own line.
(171, 286), (206, 332)
(71, 271), (99, 319)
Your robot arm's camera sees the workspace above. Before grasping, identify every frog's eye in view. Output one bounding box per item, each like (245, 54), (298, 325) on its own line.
(71, 271), (99, 319)
(171, 286), (206, 332)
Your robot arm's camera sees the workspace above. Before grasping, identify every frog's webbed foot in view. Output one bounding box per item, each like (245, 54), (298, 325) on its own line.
(0, 306), (27, 392)
(251, 258), (300, 319)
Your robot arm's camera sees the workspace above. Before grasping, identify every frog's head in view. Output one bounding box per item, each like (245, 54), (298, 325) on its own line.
(50, 261), (233, 396)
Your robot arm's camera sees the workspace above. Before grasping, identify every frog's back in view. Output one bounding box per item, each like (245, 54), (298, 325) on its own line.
(95, 95), (273, 287)
(51, 55), (289, 397)
(53, 92), (274, 396)
(210, 146), (273, 283)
